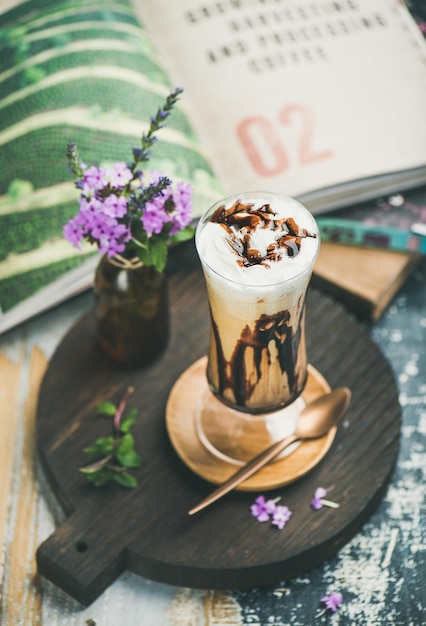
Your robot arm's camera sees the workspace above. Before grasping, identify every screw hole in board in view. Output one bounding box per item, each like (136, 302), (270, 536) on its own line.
(75, 541), (89, 553)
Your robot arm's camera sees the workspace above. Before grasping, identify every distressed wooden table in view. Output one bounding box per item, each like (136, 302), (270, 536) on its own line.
(1, 254), (425, 625)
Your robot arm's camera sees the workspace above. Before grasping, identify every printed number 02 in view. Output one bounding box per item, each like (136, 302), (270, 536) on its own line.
(236, 105), (333, 176)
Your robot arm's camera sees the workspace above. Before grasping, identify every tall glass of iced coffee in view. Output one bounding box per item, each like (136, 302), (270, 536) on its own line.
(195, 191), (320, 463)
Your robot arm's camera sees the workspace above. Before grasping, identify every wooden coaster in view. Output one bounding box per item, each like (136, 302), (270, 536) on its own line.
(166, 358), (335, 491)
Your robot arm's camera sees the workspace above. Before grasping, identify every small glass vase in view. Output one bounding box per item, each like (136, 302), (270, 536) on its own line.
(94, 255), (169, 368)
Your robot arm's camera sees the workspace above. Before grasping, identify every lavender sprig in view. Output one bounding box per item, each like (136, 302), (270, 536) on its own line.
(133, 86), (183, 166)
(132, 176), (172, 207)
(66, 142), (85, 179)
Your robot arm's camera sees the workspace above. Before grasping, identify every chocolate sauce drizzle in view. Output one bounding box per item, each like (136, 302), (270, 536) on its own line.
(211, 199), (316, 267)
(210, 296), (306, 410)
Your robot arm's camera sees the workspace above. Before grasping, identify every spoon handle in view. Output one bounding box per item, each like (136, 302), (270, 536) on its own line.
(188, 433), (298, 515)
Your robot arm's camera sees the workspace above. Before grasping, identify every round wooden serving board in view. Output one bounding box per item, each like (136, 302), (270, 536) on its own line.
(36, 243), (401, 606)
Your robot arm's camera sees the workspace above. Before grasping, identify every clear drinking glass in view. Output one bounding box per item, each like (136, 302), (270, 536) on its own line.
(195, 191), (320, 463)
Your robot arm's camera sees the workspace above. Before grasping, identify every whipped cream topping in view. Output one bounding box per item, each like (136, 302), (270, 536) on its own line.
(197, 194), (319, 285)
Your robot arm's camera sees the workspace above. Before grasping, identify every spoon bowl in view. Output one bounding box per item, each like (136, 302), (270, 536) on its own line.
(189, 387), (351, 515)
(292, 387), (351, 440)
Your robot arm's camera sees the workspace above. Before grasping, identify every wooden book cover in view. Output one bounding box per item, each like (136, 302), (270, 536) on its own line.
(313, 243), (421, 321)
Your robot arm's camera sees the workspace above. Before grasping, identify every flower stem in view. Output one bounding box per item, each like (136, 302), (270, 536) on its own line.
(113, 386), (134, 433)
(81, 453), (114, 472)
(131, 237), (148, 249)
(322, 499), (340, 509)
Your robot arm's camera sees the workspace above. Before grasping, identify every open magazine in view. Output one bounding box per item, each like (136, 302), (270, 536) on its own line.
(1, 0), (425, 334)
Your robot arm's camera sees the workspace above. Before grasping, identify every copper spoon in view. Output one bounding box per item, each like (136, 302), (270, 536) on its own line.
(188, 387), (351, 515)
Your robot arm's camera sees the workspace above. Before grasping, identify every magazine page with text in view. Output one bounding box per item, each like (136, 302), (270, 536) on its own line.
(136, 0), (426, 212)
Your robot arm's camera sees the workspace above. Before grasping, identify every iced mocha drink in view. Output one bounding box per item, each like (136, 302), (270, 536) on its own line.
(196, 192), (319, 413)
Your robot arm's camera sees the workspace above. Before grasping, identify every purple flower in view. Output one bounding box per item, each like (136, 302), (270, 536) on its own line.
(65, 190), (132, 258)
(84, 196), (104, 217)
(311, 487), (339, 510)
(90, 214), (114, 241)
(141, 202), (169, 235)
(311, 487), (328, 510)
(250, 495), (278, 522)
(83, 166), (105, 192)
(63, 214), (85, 248)
(141, 172), (193, 236)
(271, 505), (292, 530)
(169, 181), (193, 234)
(102, 194), (127, 218)
(105, 162), (133, 188)
(320, 591), (343, 613)
(97, 220), (131, 257)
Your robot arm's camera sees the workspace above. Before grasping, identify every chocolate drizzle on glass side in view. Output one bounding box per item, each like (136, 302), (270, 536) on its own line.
(210, 200), (317, 268)
(209, 295), (307, 410)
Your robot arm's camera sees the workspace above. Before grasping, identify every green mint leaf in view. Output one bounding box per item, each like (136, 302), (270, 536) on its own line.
(131, 221), (148, 244)
(83, 467), (111, 484)
(150, 238), (168, 273)
(83, 445), (101, 456)
(112, 471), (138, 488)
(92, 473), (112, 487)
(116, 433), (134, 456)
(133, 239), (151, 266)
(83, 471), (102, 481)
(96, 401), (117, 416)
(84, 436), (114, 456)
(120, 408), (137, 433)
(170, 225), (194, 243)
(116, 449), (141, 468)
